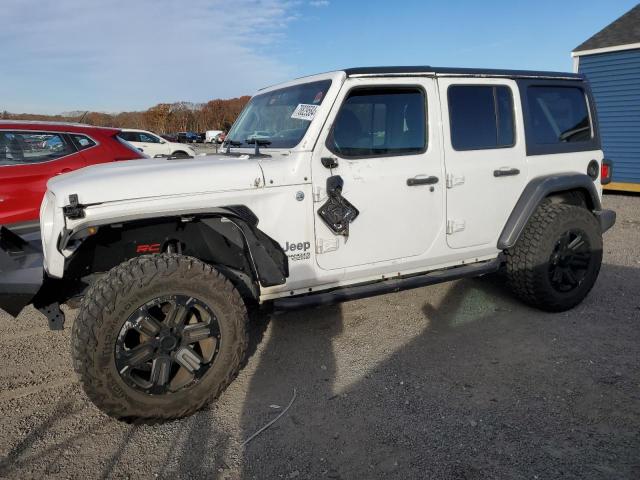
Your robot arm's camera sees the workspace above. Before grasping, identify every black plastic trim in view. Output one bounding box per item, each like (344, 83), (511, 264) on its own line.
(498, 173), (602, 250)
(1, 220), (40, 235)
(62, 206), (288, 289)
(274, 256), (502, 311)
(595, 209), (616, 233)
(0, 227), (45, 317)
(344, 66), (582, 80)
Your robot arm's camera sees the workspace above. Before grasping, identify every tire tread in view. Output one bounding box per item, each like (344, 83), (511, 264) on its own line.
(71, 254), (248, 422)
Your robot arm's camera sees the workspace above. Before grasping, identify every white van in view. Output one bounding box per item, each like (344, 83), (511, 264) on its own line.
(205, 130), (224, 143)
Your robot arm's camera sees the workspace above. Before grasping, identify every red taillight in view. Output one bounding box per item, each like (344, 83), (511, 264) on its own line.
(601, 160), (612, 185)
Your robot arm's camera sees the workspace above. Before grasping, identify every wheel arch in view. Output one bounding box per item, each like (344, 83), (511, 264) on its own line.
(63, 206), (288, 302)
(497, 173), (601, 250)
(170, 150), (189, 157)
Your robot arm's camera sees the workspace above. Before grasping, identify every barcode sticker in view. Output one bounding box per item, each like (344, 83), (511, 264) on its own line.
(291, 104), (319, 121)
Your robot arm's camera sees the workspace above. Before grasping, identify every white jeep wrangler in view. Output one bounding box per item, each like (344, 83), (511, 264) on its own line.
(0, 66), (615, 421)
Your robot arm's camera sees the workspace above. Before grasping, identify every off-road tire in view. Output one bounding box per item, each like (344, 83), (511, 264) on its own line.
(505, 201), (602, 312)
(71, 254), (248, 422)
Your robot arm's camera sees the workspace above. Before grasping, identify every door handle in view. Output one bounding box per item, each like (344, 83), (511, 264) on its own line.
(407, 175), (439, 186)
(494, 167), (520, 177)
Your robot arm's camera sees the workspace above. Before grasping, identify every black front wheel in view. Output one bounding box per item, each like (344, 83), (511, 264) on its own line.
(505, 202), (603, 312)
(71, 254), (248, 421)
(171, 150), (190, 158)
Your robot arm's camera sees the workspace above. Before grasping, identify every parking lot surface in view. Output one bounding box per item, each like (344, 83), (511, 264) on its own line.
(0, 194), (638, 479)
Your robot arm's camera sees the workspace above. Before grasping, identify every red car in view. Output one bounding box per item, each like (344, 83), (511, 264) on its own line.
(0, 121), (144, 226)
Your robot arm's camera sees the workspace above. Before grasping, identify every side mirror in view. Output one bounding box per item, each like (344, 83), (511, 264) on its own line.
(159, 140), (166, 144)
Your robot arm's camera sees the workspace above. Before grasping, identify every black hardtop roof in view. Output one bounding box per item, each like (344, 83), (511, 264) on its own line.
(343, 66), (582, 80)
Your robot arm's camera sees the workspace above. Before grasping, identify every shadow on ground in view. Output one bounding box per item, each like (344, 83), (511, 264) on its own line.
(237, 264), (640, 479)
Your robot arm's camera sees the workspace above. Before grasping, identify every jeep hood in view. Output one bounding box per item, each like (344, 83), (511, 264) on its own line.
(47, 155), (264, 207)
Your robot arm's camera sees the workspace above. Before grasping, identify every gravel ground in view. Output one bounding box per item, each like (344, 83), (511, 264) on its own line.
(0, 194), (639, 479)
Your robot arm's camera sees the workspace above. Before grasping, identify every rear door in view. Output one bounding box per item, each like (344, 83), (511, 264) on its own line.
(118, 131), (145, 155)
(0, 131), (86, 224)
(438, 78), (528, 249)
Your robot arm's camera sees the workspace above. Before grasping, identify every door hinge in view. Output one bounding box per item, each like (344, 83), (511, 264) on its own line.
(316, 237), (339, 254)
(446, 219), (466, 235)
(446, 174), (465, 189)
(313, 186), (325, 202)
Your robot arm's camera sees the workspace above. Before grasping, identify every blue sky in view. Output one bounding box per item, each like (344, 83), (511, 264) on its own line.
(0, 0), (637, 114)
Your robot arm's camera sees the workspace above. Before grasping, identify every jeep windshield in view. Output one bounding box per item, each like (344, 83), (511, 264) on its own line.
(225, 79), (332, 149)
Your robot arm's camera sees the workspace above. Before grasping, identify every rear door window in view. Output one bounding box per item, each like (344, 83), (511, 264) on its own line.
(118, 131), (140, 142)
(448, 85), (515, 150)
(0, 132), (75, 166)
(139, 132), (160, 143)
(526, 86), (591, 144)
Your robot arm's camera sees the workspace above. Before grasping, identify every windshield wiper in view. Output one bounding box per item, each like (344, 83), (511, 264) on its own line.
(246, 138), (271, 156)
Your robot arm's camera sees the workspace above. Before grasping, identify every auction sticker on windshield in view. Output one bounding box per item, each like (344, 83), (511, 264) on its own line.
(291, 104), (319, 121)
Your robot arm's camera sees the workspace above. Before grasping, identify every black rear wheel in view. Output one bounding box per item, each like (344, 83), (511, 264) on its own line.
(505, 202), (603, 312)
(71, 254), (248, 421)
(547, 229), (593, 293)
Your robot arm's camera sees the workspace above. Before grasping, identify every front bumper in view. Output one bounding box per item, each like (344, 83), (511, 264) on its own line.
(596, 209), (616, 233)
(0, 226), (45, 317)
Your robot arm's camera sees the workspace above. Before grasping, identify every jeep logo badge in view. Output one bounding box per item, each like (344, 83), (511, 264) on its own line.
(284, 241), (311, 252)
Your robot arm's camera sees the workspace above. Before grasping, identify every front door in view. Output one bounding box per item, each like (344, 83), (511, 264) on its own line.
(311, 77), (444, 271)
(136, 131), (169, 157)
(437, 78), (528, 249)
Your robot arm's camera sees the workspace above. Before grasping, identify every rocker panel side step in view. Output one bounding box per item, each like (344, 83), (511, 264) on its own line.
(274, 256), (503, 311)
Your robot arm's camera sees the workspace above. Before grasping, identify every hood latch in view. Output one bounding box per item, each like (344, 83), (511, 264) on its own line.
(62, 194), (86, 220)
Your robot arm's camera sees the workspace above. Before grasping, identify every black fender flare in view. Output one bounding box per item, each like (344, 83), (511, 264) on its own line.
(497, 173), (602, 250)
(62, 205), (289, 289)
(217, 206), (289, 287)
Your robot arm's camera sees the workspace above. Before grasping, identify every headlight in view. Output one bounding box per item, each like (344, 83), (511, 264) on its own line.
(40, 191), (56, 261)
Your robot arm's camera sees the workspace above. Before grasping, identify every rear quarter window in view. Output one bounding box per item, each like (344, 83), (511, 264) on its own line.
(518, 80), (600, 156)
(70, 134), (97, 150)
(527, 86), (591, 144)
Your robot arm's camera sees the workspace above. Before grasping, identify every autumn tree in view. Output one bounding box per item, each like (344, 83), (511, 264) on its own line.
(143, 103), (172, 133)
(3, 95), (252, 134)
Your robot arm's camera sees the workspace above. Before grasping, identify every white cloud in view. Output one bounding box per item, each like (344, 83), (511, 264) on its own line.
(0, 0), (301, 113)
(309, 1), (330, 7)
